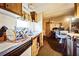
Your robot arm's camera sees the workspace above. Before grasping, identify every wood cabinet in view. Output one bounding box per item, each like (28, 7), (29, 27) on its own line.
(0, 3), (5, 9)
(30, 11), (37, 22)
(0, 3), (34, 20)
(32, 33), (43, 56)
(21, 46), (31, 56)
(0, 3), (22, 16)
(46, 22), (51, 37)
(32, 37), (39, 56)
(39, 33), (43, 47)
(22, 3), (31, 20)
(5, 3), (22, 16)
(28, 14), (31, 21)
(75, 3), (79, 17)
(21, 11), (30, 20)
(0, 3), (33, 20)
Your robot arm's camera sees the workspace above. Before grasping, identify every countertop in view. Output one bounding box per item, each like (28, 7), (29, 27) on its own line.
(30, 31), (42, 39)
(0, 37), (31, 55)
(0, 31), (42, 55)
(67, 33), (79, 37)
(60, 31), (79, 37)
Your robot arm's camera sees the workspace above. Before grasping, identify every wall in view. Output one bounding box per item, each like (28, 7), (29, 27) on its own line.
(34, 13), (42, 32)
(50, 15), (70, 30)
(16, 13), (43, 33)
(0, 9), (43, 33)
(27, 13), (43, 33)
(0, 13), (16, 30)
(16, 19), (30, 28)
(43, 14), (74, 36)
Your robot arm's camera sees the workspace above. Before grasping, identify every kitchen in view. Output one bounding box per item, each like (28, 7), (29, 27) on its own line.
(0, 3), (79, 56)
(40, 3), (79, 56)
(34, 3), (79, 56)
(0, 3), (43, 56)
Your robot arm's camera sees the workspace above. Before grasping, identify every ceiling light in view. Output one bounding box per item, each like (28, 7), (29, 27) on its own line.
(66, 17), (70, 22)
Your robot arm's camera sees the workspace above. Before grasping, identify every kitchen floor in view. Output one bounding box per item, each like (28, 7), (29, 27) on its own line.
(37, 36), (67, 56)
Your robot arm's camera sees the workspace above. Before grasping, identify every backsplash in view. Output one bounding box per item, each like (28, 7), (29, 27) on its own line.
(0, 11), (17, 30)
(15, 27), (34, 40)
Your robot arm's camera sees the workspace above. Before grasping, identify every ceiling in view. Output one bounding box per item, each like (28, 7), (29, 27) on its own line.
(28, 3), (74, 18)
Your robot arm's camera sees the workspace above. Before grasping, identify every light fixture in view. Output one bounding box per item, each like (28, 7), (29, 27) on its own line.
(66, 17), (70, 22)
(71, 17), (75, 22)
(66, 16), (76, 22)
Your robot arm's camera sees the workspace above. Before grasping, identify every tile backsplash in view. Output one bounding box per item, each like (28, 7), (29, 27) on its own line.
(0, 12), (16, 30)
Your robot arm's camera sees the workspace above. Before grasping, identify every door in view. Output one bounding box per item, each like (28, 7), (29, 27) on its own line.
(46, 22), (51, 37)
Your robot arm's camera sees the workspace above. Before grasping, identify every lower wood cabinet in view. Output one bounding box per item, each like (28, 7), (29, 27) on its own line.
(32, 37), (39, 56)
(31, 33), (43, 56)
(21, 46), (31, 56)
(39, 33), (43, 47)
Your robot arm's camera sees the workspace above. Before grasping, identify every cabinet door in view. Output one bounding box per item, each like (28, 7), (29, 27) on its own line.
(30, 12), (37, 22)
(28, 14), (31, 21)
(77, 4), (79, 17)
(5, 3), (22, 16)
(46, 22), (51, 37)
(35, 13), (37, 22)
(39, 33), (43, 47)
(0, 3), (5, 9)
(32, 37), (38, 56)
(23, 11), (29, 20)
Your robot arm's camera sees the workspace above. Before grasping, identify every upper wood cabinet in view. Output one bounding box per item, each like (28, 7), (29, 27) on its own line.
(75, 3), (79, 17)
(30, 11), (37, 22)
(0, 3), (22, 16)
(0, 3), (6, 9)
(0, 3), (32, 20)
(77, 4), (79, 17)
(22, 11), (29, 20)
(6, 3), (22, 16)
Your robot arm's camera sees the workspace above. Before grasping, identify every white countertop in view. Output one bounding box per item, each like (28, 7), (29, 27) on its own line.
(0, 37), (31, 53)
(60, 31), (79, 37)
(67, 33), (79, 37)
(30, 31), (42, 39)
(0, 41), (18, 53)
(0, 31), (41, 54)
